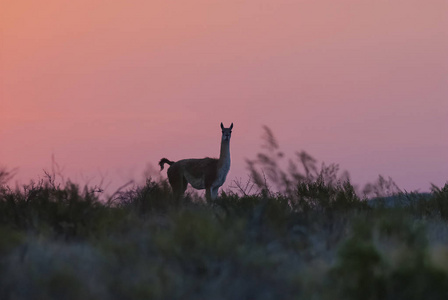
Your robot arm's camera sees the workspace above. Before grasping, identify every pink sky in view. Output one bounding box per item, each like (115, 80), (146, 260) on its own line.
(1, 0), (447, 194)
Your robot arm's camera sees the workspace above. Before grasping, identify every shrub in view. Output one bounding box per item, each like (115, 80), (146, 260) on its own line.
(0, 179), (115, 239)
(115, 178), (174, 214)
(431, 183), (448, 220)
(330, 214), (448, 300)
(330, 220), (387, 300)
(294, 177), (368, 213)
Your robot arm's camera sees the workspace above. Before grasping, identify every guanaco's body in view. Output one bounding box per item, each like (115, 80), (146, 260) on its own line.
(159, 123), (233, 200)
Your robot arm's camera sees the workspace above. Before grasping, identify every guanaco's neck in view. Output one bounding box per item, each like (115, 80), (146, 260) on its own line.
(218, 139), (231, 168)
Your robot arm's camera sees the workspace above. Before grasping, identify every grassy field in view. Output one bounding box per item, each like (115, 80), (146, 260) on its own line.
(1, 168), (448, 300)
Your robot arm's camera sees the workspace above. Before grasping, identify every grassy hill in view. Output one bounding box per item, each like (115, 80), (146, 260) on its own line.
(1, 171), (448, 300)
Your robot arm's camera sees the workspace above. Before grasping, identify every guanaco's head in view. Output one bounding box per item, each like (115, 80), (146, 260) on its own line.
(220, 122), (233, 142)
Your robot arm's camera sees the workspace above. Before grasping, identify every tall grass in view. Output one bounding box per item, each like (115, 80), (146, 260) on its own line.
(1, 169), (447, 300)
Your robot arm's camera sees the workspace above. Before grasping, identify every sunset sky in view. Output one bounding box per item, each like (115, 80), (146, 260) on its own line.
(1, 0), (447, 194)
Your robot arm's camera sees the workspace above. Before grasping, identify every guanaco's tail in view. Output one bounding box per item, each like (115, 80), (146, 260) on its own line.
(159, 158), (174, 170)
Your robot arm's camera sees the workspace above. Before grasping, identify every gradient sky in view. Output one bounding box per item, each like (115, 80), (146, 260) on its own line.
(1, 0), (447, 194)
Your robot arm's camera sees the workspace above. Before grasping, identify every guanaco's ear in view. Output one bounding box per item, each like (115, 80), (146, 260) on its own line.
(230, 123), (233, 130)
(220, 122), (224, 130)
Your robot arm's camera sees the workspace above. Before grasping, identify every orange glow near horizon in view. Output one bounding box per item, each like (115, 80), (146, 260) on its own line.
(1, 0), (447, 193)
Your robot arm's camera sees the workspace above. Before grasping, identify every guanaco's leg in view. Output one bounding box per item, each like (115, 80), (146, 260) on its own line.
(205, 187), (212, 201)
(210, 187), (218, 200)
(167, 166), (187, 200)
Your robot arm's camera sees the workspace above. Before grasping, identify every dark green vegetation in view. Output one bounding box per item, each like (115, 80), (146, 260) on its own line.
(1, 129), (447, 300)
(0, 172), (447, 300)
